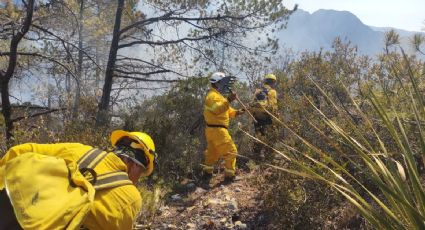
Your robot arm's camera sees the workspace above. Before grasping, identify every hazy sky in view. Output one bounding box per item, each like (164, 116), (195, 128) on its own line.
(284, 0), (424, 32)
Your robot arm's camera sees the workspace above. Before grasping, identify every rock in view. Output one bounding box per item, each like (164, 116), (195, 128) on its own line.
(232, 213), (240, 222)
(186, 223), (196, 229)
(220, 217), (227, 223)
(227, 199), (238, 211)
(186, 182), (196, 192)
(234, 221), (247, 229)
(202, 219), (216, 228)
(194, 187), (206, 194)
(258, 200), (264, 206)
(235, 187), (241, 192)
(177, 206), (186, 212)
(157, 205), (169, 214)
(225, 222), (234, 229)
(171, 194), (182, 201)
(204, 198), (221, 207)
(134, 224), (148, 229)
(222, 187), (230, 193)
(167, 224), (178, 229)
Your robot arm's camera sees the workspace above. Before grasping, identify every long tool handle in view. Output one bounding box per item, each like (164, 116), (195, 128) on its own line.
(235, 94), (257, 123)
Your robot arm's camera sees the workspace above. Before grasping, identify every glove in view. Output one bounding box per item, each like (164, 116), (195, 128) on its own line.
(236, 108), (245, 116)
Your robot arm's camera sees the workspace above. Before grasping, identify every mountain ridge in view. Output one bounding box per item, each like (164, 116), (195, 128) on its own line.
(276, 9), (423, 56)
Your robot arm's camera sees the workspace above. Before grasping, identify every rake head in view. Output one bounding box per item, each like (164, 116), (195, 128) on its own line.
(218, 75), (237, 94)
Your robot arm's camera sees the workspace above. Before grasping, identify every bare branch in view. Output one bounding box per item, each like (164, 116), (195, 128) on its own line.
(114, 68), (170, 76)
(119, 11), (175, 36)
(111, 86), (169, 91)
(31, 24), (102, 71)
(181, 40), (218, 66)
(115, 74), (180, 82)
(11, 104), (51, 110)
(0, 51), (80, 84)
(215, 36), (275, 53)
(119, 12), (250, 38)
(118, 32), (224, 49)
(11, 108), (67, 123)
(116, 56), (189, 78)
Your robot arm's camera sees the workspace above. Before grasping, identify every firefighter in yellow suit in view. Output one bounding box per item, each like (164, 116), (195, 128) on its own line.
(0, 130), (156, 230)
(252, 73), (278, 136)
(263, 73), (278, 112)
(250, 73), (279, 160)
(202, 72), (244, 183)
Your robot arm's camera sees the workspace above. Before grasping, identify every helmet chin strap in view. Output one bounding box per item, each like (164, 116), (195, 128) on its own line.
(115, 147), (147, 169)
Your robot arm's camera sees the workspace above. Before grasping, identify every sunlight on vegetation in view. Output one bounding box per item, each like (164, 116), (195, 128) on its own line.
(261, 49), (425, 229)
(1, 0), (425, 227)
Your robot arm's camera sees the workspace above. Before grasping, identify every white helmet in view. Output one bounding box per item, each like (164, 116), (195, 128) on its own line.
(210, 72), (225, 84)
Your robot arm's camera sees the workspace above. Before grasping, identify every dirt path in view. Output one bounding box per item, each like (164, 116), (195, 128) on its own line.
(137, 171), (266, 230)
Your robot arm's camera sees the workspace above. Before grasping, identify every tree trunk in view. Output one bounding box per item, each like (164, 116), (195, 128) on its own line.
(0, 82), (12, 143)
(95, 43), (101, 87)
(94, 2), (102, 87)
(96, 0), (125, 127)
(73, 0), (84, 119)
(0, 0), (34, 145)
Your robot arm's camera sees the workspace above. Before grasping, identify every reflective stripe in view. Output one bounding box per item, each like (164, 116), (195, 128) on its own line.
(78, 149), (107, 170)
(76, 148), (97, 165)
(77, 149), (133, 191)
(202, 165), (213, 169)
(202, 164), (214, 173)
(85, 151), (109, 169)
(94, 180), (132, 190)
(224, 169), (235, 177)
(95, 170), (126, 179)
(94, 171), (132, 190)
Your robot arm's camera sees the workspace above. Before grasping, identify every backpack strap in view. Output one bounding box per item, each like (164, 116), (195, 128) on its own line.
(77, 148), (133, 191)
(261, 86), (270, 100)
(77, 148), (108, 170)
(94, 171), (133, 191)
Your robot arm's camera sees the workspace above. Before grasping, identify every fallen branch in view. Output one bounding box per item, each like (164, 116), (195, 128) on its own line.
(11, 108), (67, 123)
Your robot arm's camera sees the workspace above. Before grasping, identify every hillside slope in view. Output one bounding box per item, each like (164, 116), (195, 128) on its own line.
(138, 171), (263, 229)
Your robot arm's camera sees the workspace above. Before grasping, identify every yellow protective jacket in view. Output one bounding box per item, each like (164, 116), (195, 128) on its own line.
(251, 84), (278, 121)
(0, 143), (141, 230)
(263, 84), (278, 112)
(203, 88), (237, 128)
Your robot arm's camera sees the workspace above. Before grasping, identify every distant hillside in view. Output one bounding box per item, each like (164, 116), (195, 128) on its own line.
(277, 9), (423, 56)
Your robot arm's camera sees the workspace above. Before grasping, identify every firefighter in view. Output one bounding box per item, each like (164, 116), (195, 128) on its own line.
(250, 73), (278, 159)
(0, 130), (156, 230)
(252, 73), (278, 135)
(202, 72), (244, 185)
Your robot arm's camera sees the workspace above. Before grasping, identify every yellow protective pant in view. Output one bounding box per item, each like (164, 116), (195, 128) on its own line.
(203, 127), (237, 177)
